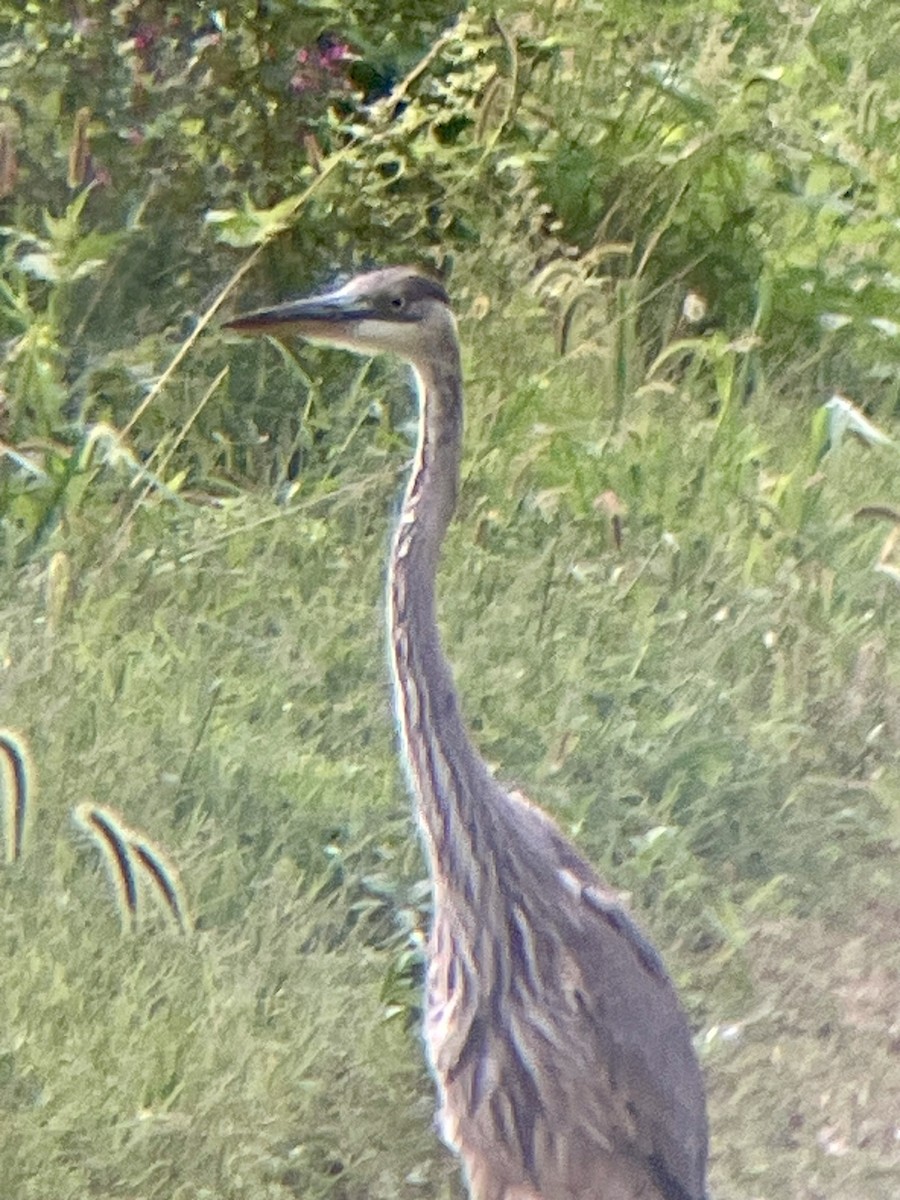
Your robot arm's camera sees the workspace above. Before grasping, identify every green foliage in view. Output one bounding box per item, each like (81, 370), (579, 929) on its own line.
(525, 2), (900, 401)
(0, 3), (899, 1199)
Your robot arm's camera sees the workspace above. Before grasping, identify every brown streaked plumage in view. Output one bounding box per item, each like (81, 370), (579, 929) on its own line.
(226, 267), (709, 1200)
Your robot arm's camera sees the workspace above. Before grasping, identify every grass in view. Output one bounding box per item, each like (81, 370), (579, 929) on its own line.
(0, 263), (899, 1198)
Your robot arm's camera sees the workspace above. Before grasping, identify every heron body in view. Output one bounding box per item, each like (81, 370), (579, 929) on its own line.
(226, 267), (709, 1200)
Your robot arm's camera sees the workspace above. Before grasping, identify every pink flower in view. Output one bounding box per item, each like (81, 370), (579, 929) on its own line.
(133, 25), (158, 55)
(320, 39), (353, 65)
(290, 35), (357, 94)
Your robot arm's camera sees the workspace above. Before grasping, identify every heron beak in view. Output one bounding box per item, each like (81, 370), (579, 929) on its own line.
(223, 294), (369, 339)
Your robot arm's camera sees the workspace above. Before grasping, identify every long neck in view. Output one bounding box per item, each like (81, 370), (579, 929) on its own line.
(388, 341), (490, 889)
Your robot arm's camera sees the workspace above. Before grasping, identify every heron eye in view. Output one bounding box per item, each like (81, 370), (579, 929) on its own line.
(390, 295), (405, 309)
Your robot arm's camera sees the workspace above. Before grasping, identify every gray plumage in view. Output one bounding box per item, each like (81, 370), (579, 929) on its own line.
(226, 266), (709, 1200)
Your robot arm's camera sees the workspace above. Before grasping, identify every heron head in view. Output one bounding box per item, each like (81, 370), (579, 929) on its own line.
(224, 266), (455, 370)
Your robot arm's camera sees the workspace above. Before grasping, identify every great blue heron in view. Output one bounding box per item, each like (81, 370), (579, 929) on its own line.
(226, 267), (709, 1200)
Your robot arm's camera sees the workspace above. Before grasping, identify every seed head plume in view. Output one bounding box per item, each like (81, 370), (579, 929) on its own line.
(73, 803), (190, 933)
(0, 729), (32, 864)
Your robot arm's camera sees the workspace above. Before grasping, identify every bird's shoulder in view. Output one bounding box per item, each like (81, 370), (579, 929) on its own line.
(498, 787), (665, 980)
(488, 787), (709, 1200)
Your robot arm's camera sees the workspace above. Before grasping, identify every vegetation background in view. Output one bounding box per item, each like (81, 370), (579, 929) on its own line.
(0, 1), (898, 1197)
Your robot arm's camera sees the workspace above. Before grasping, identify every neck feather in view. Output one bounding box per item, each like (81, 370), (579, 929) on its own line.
(388, 348), (491, 887)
